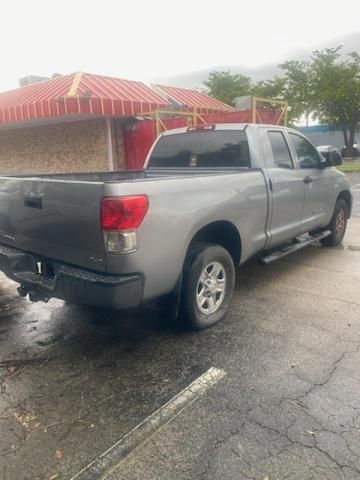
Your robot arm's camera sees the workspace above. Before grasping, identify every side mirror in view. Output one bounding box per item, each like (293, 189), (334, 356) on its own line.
(319, 154), (327, 167)
(319, 151), (342, 167)
(330, 151), (342, 166)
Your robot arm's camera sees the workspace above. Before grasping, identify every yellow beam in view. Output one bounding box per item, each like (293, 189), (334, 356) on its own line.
(141, 109), (198, 117)
(251, 96), (257, 123)
(283, 101), (288, 126)
(196, 113), (207, 124)
(276, 109), (285, 126)
(158, 117), (167, 133)
(139, 108), (209, 133)
(155, 111), (160, 137)
(67, 72), (83, 97)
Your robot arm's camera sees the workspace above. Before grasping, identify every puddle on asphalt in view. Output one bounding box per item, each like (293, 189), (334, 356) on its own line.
(341, 244), (360, 251)
(0, 277), (214, 480)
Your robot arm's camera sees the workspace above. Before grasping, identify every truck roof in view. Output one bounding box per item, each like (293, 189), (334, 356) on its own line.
(161, 123), (293, 136)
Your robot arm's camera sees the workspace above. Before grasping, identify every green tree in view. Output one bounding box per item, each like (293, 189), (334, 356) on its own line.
(311, 47), (360, 155)
(281, 47), (360, 153)
(252, 76), (287, 99)
(203, 71), (252, 106)
(204, 47), (360, 152)
(279, 60), (314, 125)
(204, 71), (289, 119)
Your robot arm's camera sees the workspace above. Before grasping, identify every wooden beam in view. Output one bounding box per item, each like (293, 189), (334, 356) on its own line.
(105, 118), (114, 171)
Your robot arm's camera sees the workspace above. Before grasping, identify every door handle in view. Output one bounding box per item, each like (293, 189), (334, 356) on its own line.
(303, 176), (313, 184)
(24, 195), (42, 209)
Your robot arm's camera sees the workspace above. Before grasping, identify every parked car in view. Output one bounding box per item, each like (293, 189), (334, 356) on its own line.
(341, 144), (360, 158)
(0, 124), (352, 329)
(317, 145), (342, 166)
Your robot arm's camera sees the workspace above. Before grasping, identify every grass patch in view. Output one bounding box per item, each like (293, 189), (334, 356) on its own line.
(337, 162), (360, 173)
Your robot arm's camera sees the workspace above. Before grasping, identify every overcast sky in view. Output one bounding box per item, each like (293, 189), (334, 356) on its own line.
(1, 0), (360, 92)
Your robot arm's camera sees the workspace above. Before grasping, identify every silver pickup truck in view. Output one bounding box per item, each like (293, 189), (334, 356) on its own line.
(0, 124), (352, 329)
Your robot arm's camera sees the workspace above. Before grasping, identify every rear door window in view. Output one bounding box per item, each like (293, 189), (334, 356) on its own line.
(148, 130), (250, 168)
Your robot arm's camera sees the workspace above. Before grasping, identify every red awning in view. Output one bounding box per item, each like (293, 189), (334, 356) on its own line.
(0, 73), (169, 125)
(153, 84), (234, 114)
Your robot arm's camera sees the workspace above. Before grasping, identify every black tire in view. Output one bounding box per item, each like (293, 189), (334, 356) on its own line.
(320, 198), (348, 247)
(179, 242), (235, 330)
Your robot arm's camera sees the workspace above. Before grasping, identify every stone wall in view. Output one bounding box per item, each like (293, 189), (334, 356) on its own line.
(0, 118), (125, 174)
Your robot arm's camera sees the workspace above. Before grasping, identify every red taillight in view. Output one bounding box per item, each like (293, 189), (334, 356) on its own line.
(101, 195), (149, 231)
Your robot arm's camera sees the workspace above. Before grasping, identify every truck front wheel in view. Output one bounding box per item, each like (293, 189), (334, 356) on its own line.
(179, 243), (235, 330)
(321, 198), (348, 247)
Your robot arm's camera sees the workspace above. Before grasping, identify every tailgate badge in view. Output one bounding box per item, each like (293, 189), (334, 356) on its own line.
(89, 256), (104, 264)
(190, 155), (198, 167)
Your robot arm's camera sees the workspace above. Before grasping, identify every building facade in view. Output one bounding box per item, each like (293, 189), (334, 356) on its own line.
(0, 73), (282, 174)
(298, 125), (352, 150)
(0, 73), (170, 174)
(0, 118), (126, 174)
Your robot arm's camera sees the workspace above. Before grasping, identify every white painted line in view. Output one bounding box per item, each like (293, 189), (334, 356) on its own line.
(70, 367), (226, 480)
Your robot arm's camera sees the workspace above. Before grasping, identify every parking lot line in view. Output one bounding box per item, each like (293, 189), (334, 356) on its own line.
(70, 367), (227, 480)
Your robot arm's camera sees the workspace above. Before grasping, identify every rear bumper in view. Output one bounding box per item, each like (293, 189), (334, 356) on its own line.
(0, 244), (143, 309)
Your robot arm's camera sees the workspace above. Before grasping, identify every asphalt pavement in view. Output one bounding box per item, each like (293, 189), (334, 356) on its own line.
(1, 173), (360, 480)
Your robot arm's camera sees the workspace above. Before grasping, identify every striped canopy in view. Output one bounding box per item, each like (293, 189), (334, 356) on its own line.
(153, 84), (234, 114)
(0, 73), (169, 124)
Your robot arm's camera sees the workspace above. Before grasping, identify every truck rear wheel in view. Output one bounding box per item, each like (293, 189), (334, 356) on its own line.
(179, 243), (235, 330)
(321, 198), (348, 247)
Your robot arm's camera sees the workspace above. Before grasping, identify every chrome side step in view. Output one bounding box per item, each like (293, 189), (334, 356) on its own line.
(260, 230), (331, 265)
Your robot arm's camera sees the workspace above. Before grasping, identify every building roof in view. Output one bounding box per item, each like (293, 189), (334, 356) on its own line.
(153, 84), (234, 114)
(0, 73), (169, 125)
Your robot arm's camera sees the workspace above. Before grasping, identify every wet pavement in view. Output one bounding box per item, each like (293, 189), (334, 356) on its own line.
(347, 172), (360, 216)
(1, 173), (360, 480)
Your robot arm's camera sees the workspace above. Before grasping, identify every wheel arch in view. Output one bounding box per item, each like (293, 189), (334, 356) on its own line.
(185, 220), (242, 266)
(337, 190), (352, 218)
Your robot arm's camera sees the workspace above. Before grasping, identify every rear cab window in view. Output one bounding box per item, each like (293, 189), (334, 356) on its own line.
(267, 131), (294, 169)
(148, 130), (250, 168)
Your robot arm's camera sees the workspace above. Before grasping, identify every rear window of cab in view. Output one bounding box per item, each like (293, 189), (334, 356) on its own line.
(148, 130), (250, 168)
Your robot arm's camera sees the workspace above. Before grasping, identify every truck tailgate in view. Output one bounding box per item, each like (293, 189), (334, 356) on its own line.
(0, 177), (106, 272)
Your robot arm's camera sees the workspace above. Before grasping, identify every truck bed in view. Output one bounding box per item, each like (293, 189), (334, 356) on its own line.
(0, 168), (252, 275)
(2, 167), (246, 183)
